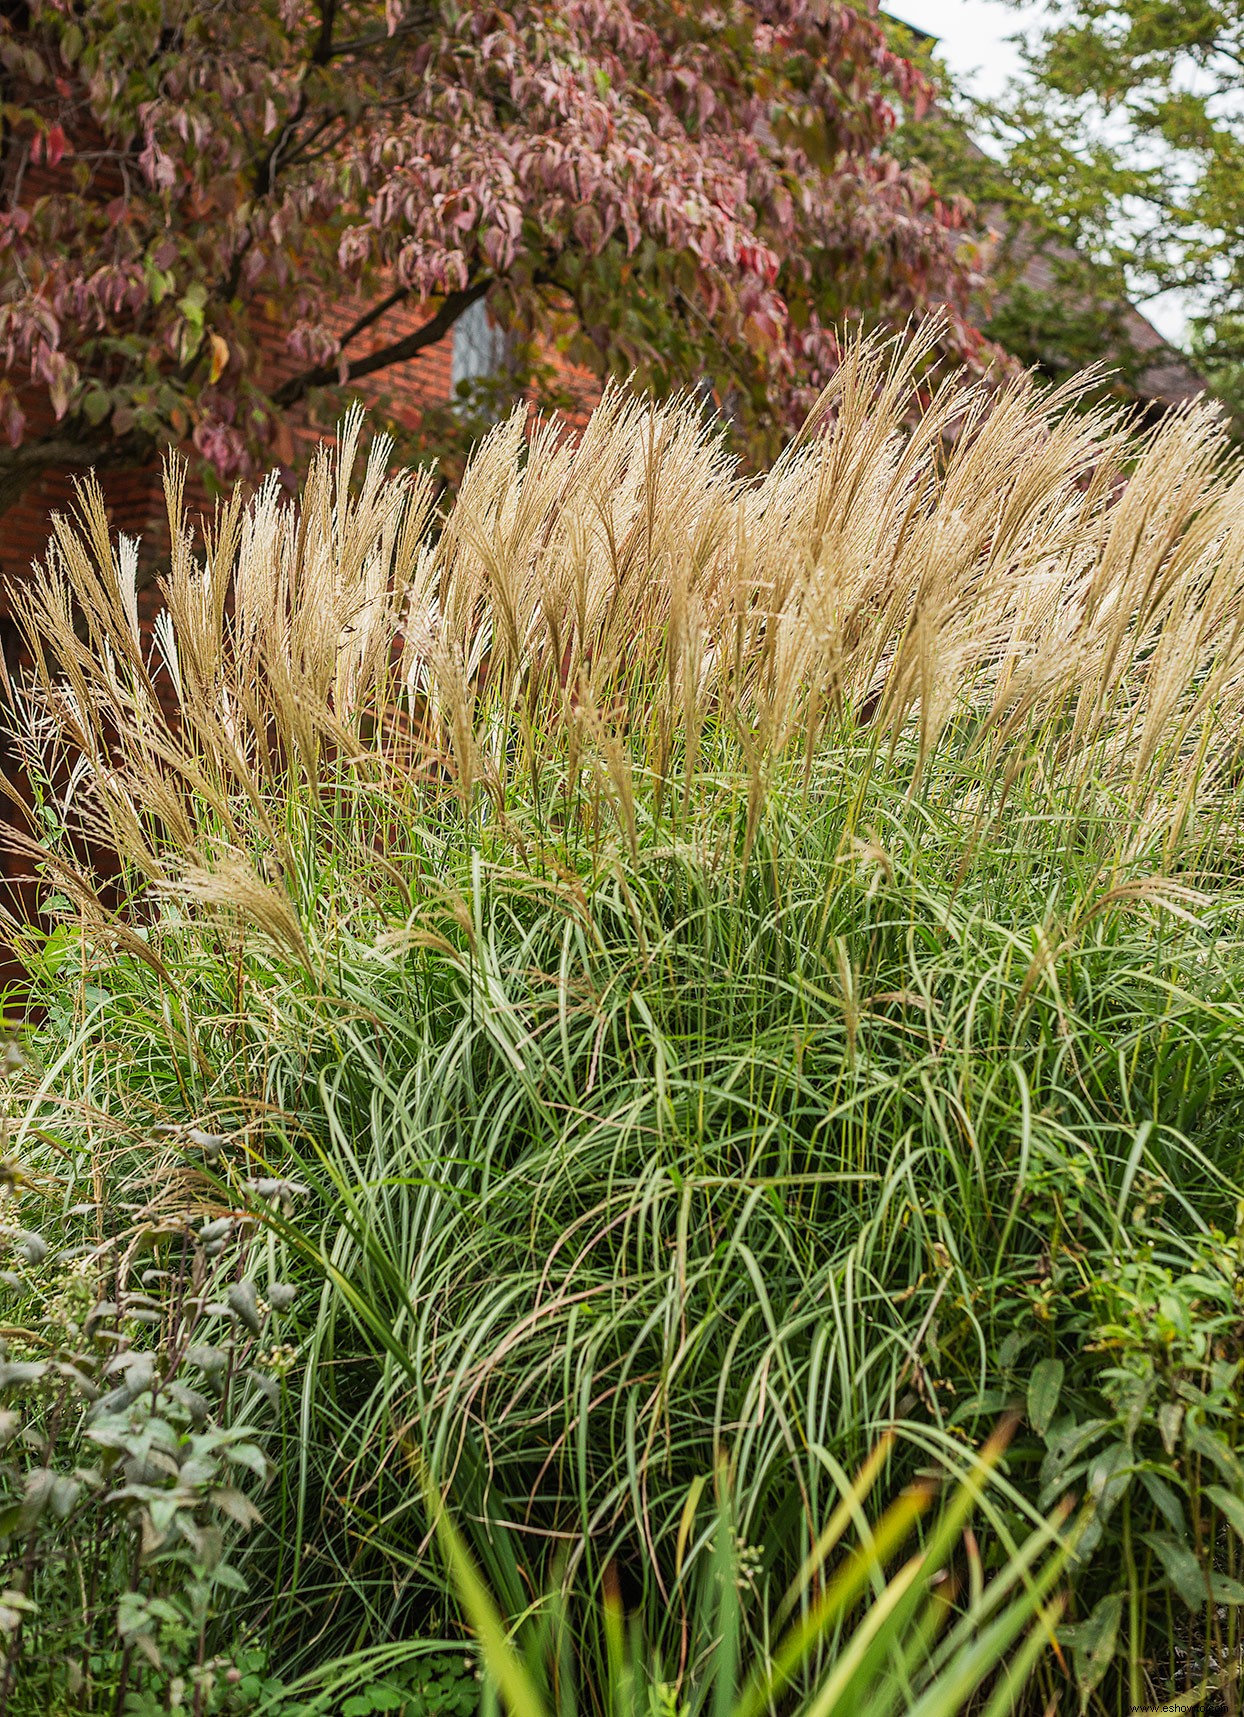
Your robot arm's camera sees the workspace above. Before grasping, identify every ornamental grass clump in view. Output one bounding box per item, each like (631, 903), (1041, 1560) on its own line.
(6, 326), (1244, 1715)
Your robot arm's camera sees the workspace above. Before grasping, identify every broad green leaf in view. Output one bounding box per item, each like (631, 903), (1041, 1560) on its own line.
(1157, 1401), (1183, 1454)
(1206, 1484), (1244, 1544)
(1060, 1591), (1121, 1709)
(364, 1687), (407, 1713)
(1028, 1358), (1064, 1439)
(1138, 1470), (1186, 1535)
(1086, 1441), (1133, 1521)
(1142, 1533), (1206, 1611)
(1185, 1423), (1244, 1487)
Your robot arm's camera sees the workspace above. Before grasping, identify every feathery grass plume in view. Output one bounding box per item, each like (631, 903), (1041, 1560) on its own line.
(4, 407), (438, 951)
(165, 853), (313, 972)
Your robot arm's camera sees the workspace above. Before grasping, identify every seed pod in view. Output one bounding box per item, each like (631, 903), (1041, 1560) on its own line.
(16, 1232), (46, 1266)
(244, 1177), (309, 1211)
(227, 1279), (263, 1335)
(184, 1129), (228, 1160)
(185, 1344), (229, 1378)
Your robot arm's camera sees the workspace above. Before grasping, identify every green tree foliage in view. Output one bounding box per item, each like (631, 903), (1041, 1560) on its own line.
(955, 0), (1244, 413)
(886, 14), (1170, 404)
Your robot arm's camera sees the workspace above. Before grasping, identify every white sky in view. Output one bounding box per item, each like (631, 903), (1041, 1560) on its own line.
(885, 1), (1190, 343)
(886, 1), (1046, 99)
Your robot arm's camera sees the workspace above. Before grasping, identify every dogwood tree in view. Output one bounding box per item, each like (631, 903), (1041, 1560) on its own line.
(0, 0), (991, 508)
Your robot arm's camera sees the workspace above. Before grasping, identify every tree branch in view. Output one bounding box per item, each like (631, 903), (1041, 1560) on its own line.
(272, 281), (490, 407)
(313, 0), (338, 66)
(252, 91), (308, 197)
(325, 17), (435, 60)
(337, 285), (411, 351)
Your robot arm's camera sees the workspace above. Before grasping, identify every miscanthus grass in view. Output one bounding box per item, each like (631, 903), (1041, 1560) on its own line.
(5, 327), (1244, 1714)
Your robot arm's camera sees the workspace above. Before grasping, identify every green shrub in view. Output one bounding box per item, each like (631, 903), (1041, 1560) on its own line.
(0, 1073), (288, 1714)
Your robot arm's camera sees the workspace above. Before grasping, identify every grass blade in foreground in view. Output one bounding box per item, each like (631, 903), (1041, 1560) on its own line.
(423, 1444), (1069, 1717)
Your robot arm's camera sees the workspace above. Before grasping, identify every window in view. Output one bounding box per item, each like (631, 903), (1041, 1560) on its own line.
(451, 296), (508, 392)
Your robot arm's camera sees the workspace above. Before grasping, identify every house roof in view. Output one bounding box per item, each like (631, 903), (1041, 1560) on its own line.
(1009, 242), (1202, 408)
(883, 11), (936, 52)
